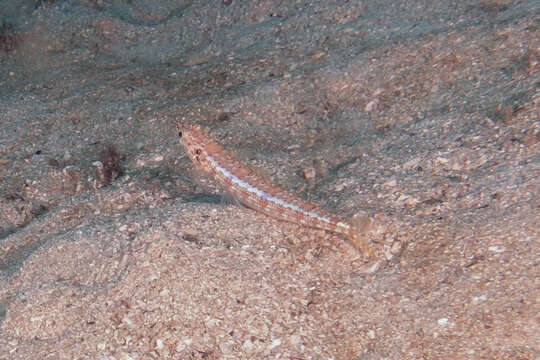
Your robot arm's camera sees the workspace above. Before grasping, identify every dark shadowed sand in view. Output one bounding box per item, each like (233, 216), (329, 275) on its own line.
(0, 0), (538, 359)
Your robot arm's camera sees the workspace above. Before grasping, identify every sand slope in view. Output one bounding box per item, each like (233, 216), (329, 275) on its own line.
(1, 0), (539, 358)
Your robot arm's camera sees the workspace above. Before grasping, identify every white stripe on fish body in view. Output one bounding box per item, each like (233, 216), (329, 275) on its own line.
(207, 154), (335, 225)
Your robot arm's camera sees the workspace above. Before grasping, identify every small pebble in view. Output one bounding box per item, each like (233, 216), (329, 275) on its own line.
(268, 339), (281, 349)
(383, 178), (397, 187)
(242, 339), (254, 352)
(472, 295), (487, 304)
(289, 334), (301, 345)
(219, 341), (233, 354)
(302, 167), (316, 181)
(390, 240), (402, 255)
(365, 100), (378, 112)
(402, 157), (422, 170)
(488, 246), (503, 253)
(437, 317), (449, 326)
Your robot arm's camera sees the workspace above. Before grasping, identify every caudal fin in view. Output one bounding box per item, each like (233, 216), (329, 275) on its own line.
(348, 216), (376, 257)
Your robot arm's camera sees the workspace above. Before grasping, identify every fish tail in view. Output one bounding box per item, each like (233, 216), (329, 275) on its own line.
(347, 216), (376, 257)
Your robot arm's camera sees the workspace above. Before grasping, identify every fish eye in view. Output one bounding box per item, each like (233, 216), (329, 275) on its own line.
(195, 149), (202, 155)
(178, 131), (183, 138)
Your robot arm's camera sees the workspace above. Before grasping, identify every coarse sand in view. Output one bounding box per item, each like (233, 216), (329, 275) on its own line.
(1, 0), (539, 359)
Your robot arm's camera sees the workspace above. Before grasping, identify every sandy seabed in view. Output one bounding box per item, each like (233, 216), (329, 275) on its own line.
(0, 0), (539, 359)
